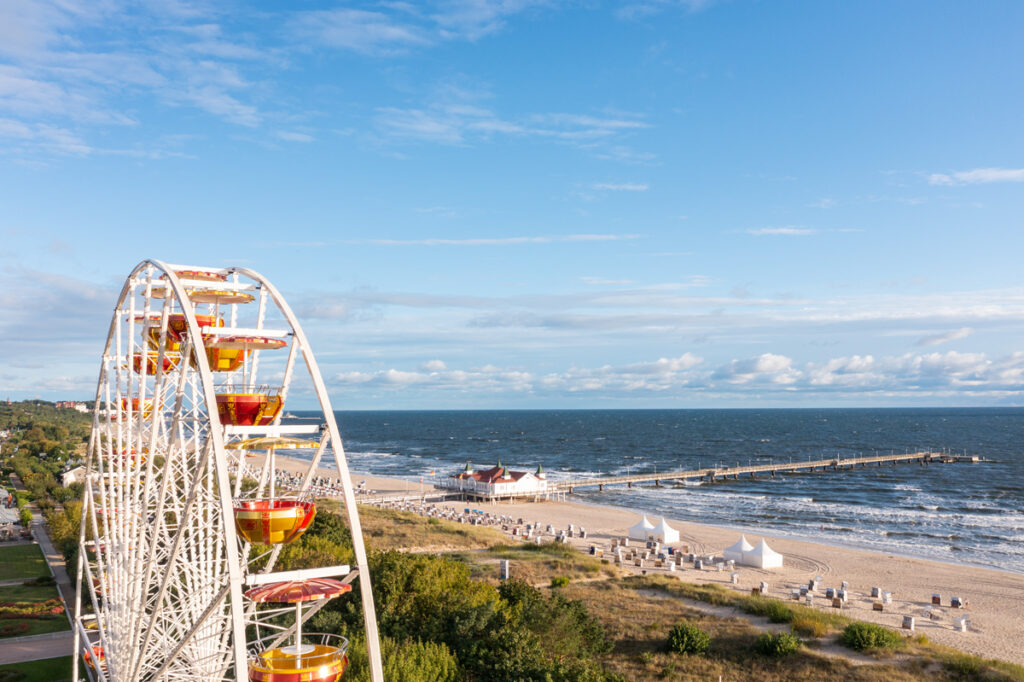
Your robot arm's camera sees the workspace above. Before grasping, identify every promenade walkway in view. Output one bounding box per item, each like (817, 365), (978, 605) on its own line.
(4, 474), (75, 664)
(0, 631), (74, 665)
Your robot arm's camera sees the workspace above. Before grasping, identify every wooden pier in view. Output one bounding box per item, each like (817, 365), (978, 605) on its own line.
(551, 451), (981, 494)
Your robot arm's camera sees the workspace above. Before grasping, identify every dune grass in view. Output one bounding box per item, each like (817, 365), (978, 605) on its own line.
(451, 540), (618, 585)
(347, 503), (509, 551)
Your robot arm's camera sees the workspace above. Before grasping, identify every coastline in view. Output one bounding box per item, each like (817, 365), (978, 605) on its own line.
(260, 453), (1024, 666)
(554, 494), (1024, 577)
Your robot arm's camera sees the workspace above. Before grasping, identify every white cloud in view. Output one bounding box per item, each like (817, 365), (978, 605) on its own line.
(291, 1), (548, 54)
(375, 102), (649, 147)
(713, 353), (801, 385)
(335, 363), (534, 392)
(0, 4), (284, 159)
(746, 227), (816, 236)
(372, 84), (650, 153)
(324, 348), (1024, 400)
(916, 327), (972, 347)
(928, 168), (1024, 186)
(290, 9), (431, 56)
(809, 198), (836, 209)
(594, 182), (648, 191)
(621, 353), (703, 374)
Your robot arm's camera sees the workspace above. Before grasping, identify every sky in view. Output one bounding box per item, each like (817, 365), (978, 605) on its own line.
(1, 0), (1023, 409)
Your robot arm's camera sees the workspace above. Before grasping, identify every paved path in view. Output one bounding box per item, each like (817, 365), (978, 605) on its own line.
(5, 474), (75, 663)
(0, 631), (74, 665)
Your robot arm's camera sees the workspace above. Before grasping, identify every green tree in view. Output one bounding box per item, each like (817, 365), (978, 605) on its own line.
(346, 636), (460, 682)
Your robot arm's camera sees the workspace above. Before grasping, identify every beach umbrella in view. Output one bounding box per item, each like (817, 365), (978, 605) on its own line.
(244, 578), (351, 603)
(203, 335), (287, 350)
(245, 579), (352, 655)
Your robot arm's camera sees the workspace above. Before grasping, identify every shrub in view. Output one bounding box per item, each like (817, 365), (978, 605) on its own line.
(666, 622), (710, 655)
(550, 576), (570, 588)
(790, 615), (827, 638)
(22, 576), (54, 587)
(840, 622), (903, 652)
(755, 632), (801, 657)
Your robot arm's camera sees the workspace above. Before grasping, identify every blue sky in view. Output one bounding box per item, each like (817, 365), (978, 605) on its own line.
(2, 0), (1024, 408)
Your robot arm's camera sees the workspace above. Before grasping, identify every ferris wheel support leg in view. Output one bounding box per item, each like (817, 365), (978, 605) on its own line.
(326, 421), (385, 681)
(238, 268), (385, 682)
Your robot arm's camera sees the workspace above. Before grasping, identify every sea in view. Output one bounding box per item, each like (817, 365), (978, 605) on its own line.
(291, 408), (1024, 574)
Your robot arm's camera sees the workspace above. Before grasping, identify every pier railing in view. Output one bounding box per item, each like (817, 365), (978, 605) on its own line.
(551, 450), (979, 492)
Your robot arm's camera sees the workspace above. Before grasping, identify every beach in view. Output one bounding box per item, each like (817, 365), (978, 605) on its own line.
(262, 453), (1024, 666)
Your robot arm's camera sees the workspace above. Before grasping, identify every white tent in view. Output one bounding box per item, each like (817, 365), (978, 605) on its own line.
(723, 535), (754, 563)
(628, 515), (656, 540)
(742, 539), (784, 569)
(651, 517), (680, 544)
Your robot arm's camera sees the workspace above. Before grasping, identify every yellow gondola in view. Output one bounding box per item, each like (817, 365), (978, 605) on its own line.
(162, 269), (227, 282)
(145, 313), (223, 352)
(232, 499), (316, 545)
(216, 390), (284, 426)
(199, 334), (287, 372)
(247, 638), (348, 682)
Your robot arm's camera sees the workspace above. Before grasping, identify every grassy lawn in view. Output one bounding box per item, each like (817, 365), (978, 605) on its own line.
(0, 655), (72, 682)
(0, 583), (70, 638)
(0, 545), (49, 582)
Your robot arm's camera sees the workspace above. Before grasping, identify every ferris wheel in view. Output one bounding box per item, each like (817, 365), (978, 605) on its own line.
(72, 260), (384, 682)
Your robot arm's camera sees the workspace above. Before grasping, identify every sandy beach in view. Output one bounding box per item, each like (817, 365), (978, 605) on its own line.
(259, 453), (1024, 666)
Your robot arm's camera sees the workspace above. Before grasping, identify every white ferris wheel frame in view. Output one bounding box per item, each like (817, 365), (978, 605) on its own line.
(71, 259), (384, 682)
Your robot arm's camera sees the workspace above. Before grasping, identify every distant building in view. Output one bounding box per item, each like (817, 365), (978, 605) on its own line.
(438, 461), (548, 499)
(62, 466), (87, 487)
(55, 401), (89, 413)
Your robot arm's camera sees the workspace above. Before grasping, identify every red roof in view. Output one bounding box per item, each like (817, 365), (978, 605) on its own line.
(450, 465), (532, 483)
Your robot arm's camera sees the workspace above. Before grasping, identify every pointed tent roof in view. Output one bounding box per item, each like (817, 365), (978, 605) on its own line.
(652, 517), (680, 544)
(535, 463), (545, 478)
(741, 539), (784, 569)
(628, 514), (657, 540)
(725, 535), (754, 554)
(723, 535), (754, 562)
